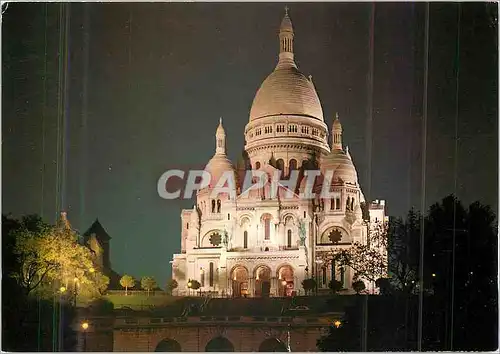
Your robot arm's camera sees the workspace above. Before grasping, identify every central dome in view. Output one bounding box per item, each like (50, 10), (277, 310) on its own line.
(249, 66), (324, 122)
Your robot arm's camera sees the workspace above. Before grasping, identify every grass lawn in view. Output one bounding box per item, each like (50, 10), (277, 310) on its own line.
(104, 293), (182, 309)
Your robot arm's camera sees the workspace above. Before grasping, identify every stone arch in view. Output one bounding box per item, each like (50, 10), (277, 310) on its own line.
(205, 336), (234, 352)
(154, 338), (181, 352)
(258, 338), (288, 352)
(230, 265), (249, 297)
(260, 212), (273, 222)
(282, 213), (296, 226)
(276, 264), (295, 297)
(319, 226), (349, 244)
(276, 159), (285, 175)
(261, 213), (273, 241)
(253, 264), (272, 297)
(201, 230), (223, 248)
(239, 215), (252, 227)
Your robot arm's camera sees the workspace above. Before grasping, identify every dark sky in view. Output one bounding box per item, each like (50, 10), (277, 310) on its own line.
(3, 2), (497, 285)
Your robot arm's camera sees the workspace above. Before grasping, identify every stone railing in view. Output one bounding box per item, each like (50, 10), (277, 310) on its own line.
(202, 213), (224, 221)
(278, 245), (299, 251)
(114, 315), (340, 327)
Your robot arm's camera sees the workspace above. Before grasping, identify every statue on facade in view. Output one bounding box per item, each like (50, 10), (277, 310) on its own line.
(222, 229), (229, 247)
(299, 218), (309, 271)
(298, 219), (307, 246)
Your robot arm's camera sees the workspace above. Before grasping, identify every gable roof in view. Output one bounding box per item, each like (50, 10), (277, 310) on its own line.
(83, 219), (112, 243)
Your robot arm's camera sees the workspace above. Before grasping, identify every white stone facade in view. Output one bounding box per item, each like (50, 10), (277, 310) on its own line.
(171, 10), (387, 297)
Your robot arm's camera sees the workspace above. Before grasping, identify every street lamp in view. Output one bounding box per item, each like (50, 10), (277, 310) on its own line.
(81, 321), (89, 351)
(334, 320), (342, 328)
(187, 279), (192, 296)
(59, 286), (67, 293)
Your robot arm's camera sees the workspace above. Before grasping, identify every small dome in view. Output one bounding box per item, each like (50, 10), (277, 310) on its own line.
(321, 149), (358, 184)
(280, 14), (293, 33)
(216, 117), (225, 136)
(333, 116), (342, 129)
(249, 67), (324, 122)
(204, 155), (238, 189)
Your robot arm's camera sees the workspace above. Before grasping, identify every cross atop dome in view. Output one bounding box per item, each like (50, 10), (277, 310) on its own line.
(277, 7), (295, 69)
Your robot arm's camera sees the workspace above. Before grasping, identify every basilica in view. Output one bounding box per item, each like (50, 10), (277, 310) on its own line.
(171, 10), (387, 297)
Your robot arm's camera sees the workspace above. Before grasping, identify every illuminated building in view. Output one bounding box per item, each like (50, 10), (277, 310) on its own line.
(171, 9), (387, 297)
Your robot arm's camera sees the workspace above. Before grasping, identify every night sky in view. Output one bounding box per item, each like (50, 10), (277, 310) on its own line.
(3, 2), (497, 286)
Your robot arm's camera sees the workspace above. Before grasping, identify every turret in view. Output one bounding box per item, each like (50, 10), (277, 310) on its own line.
(332, 113), (343, 150)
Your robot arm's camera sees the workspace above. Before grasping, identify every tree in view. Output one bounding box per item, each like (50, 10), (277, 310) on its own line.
(423, 196), (498, 350)
(352, 280), (366, 294)
(141, 276), (157, 296)
(387, 209), (421, 294)
(375, 278), (393, 295)
(318, 195), (498, 351)
(316, 219), (388, 290)
(2, 214), (92, 351)
(328, 279), (343, 294)
(5, 214), (108, 300)
(120, 274), (135, 295)
(188, 279), (201, 295)
(301, 278), (316, 295)
(166, 279), (178, 295)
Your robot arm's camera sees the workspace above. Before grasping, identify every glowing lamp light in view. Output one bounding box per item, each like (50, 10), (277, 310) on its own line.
(59, 286), (67, 293)
(282, 280), (287, 286)
(432, 273), (436, 277)
(334, 320), (342, 328)
(187, 281), (192, 288)
(89, 267), (95, 273)
(81, 322), (89, 330)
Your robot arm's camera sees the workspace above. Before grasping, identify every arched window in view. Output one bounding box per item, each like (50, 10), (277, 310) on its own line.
(303, 211), (306, 218)
(336, 198), (341, 210)
(289, 159), (297, 175)
(228, 213), (230, 220)
(287, 230), (292, 248)
(322, 267), (327, 286)
(264, 217), (271, 240)
(351, 198), (354, 211)
(255, 161), (261, 170)
(209, 262), (214, 287)
(276, 159), (284, 175)
(200, 269), (205, 287)
(330, 199), (334, 210)
(217, 138), (223, 148)
(243, 231), (248, 249)
(186, 223), (189, 229)
(211, 200), (216, 213)
(346, 197), (350, 211)
(340, 267), (345, 287)
(217, 199), (221, 213)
